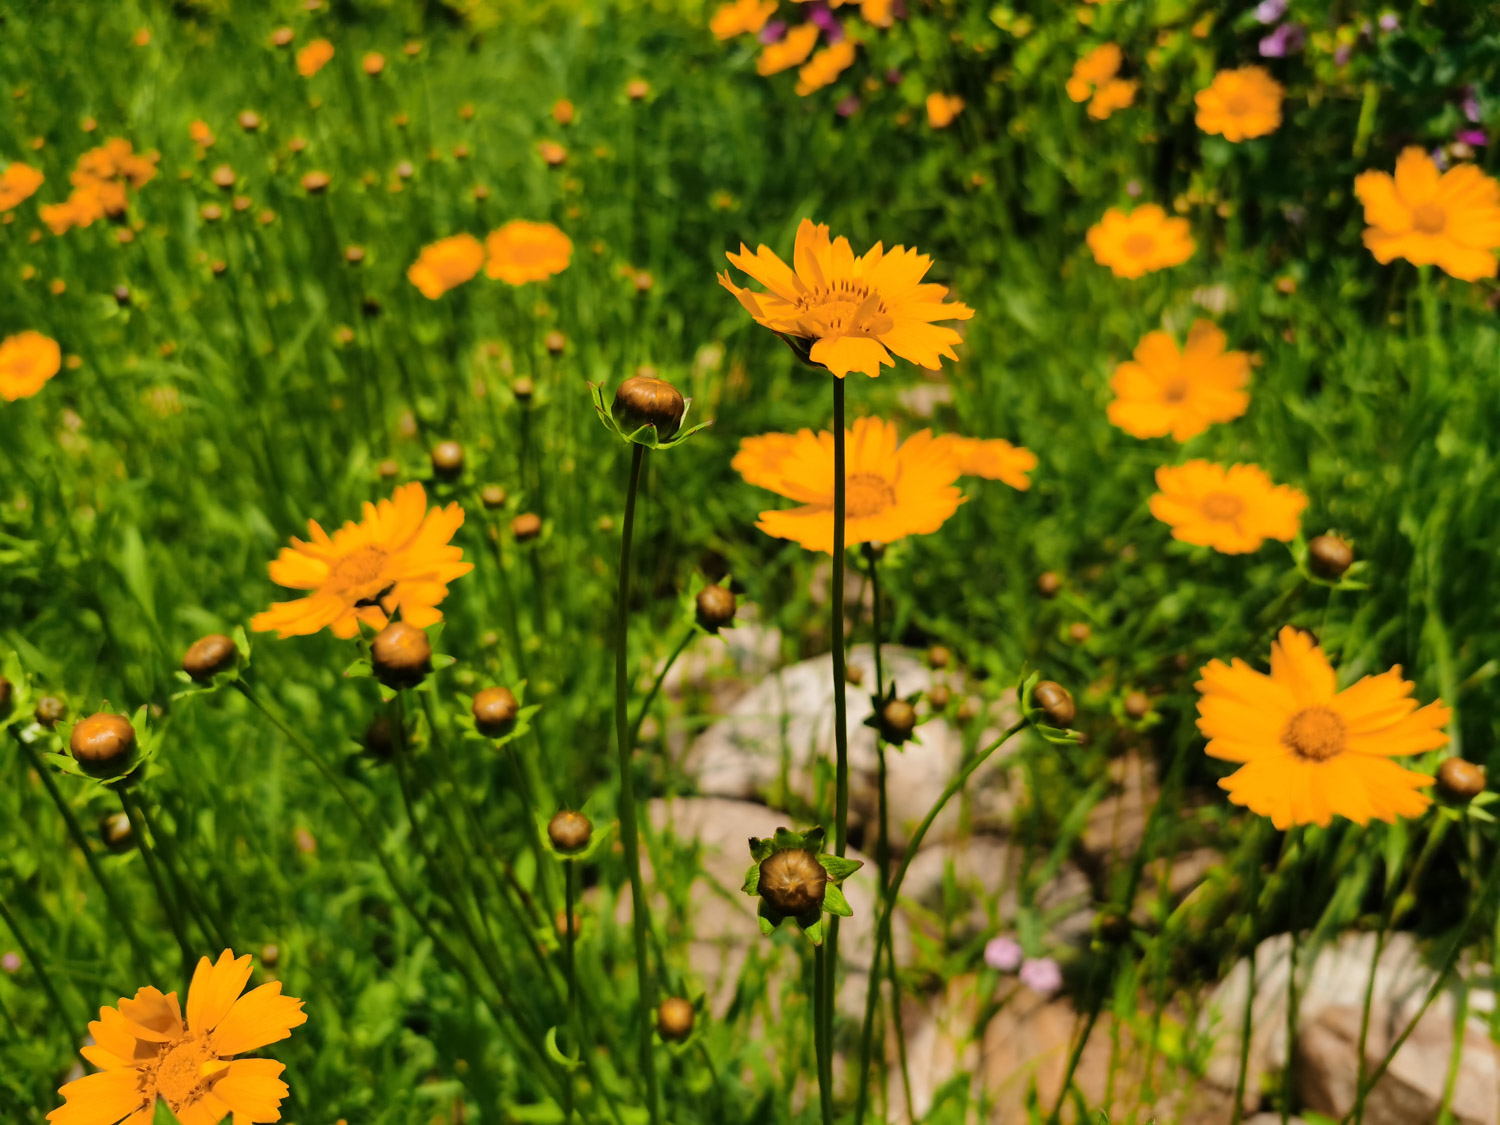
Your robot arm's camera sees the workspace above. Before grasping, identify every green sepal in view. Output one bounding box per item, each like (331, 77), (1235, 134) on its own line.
(171, 627), (252, 701)
(823, 882), (853, 918)
(742, 861), (761, 896)
(587, 382), (713, 450)
(1019, 669), (1083, 745)
(796, 912), (825, 946)
(817, 855), (863, 884)
(45, 704), (158, 786)
(756, 898), (780, 935)
(544, 1026), (583, 1072)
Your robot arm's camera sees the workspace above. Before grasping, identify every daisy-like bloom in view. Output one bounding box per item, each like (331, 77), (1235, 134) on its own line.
(733, 416), (965, 553)
(1107, 319), (1250, 442)
(1198, 626), (1449, 829)
(1086, 205), (1196, 279)
(48, 949), (306, 1125)
(1149, 461), (1305, 554)
(250, 482), (472, 639)
(1354, 147), (1500, 281)
(0, 330), (62, 402)
(711, 0), (777, 39)
(926, 93), (965, 128)
(860, 0), (894, 27)
(795, 40), (857, 96)
(189, 120), (216, 148)
(74, 138), (157, 191)
(931, 435), (1036, 490)
(1065, 42), (1123, 103)
(1195, 66), (1284, 141)
(296, 39), (334, 77)
(362, 52), (385, 76)
(1087, 77), (1137, 120)
(407, 234), (485, 298)
(757, 23), (820, 76)
(0, 162), (45, 211)
(484, 220), (573, 285)
(719, 218), (975, 378)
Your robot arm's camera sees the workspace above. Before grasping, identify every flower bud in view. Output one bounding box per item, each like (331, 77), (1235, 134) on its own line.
(271, 26), (294, 47)
(100, 811), (133, 851)
(927, 683), (951, 710)
(114, 285), (131, 306)
(260, 943), (280, 967)
(70, 713), (136, 766)
(182, 634), (237, 682)
(1308, 534), (1354, 580)
(1123, 691), (1151, 720)
(879, 699), (917, 742)
(480, 485), (508, 509)
(378, 459), (400, 480)
(1068, 622), (1091, 644)
(547, 810), (592, 853)
(544, 330), (566, 355)
(1437, 757), (1486, 801)
(657, 997), (695, 1042)
(758, 848), (827, 917)
(302, 170), (330, 192)
(611, 375), (685, 440)
(845, 663), (864, 687)
(1033, 681), (1075, 727)
(956, 697), (977, 726)
(512, 513), (542, 542)
(0, 675), (11, 715)
(695, 585), (736, 632)
(1036, 571), (1062, 598)
(512, 376), (534, 402)
(927, 645), (951, 670)
(472, 686), (520, 737)
(371, 622), (431, 689)
(35, 695), (66, 729)
(238, 111), (261, 132)
(430, 440), (464, 478)
(211, 165), (235, 189)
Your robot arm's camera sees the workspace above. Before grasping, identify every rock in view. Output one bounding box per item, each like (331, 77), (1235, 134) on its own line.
(1079, 749), (1160, 869)
(657, 609), (783, 704)
(896, 381), (953, 418)
(1246, 1116), (1305, 1124)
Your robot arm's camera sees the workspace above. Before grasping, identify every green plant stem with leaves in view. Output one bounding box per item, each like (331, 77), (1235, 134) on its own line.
(0, 891), (87, 1042)
(115, 784), (196, 978)
(825, 376), (850, 1101)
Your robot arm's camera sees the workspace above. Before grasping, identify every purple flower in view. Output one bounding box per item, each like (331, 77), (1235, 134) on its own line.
(1253, 0), (1288, 24)
(1019, 957), (1063, 996)
(1432, 147), (1449, 170)
(1, 952), (19, 974)
(808, 3), (844, 42)
(758, 20), (786, 45)
(885, 68), (903, 86)
(1334, 44), (1353, 66)
(837, 96), (860, 117)
(1458, 128), (1487, 147)
(1378, 13), (1399, 32)
(1259, 23), (1306, 58)
(1464, 87), (1482, 123)
(984, 936), (1024, 973)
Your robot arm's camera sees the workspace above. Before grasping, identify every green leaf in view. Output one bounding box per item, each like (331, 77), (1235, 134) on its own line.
(544, 1026), (583, 1071)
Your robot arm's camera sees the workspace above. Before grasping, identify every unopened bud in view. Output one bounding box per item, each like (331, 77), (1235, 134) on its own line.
(1437, 758), (1486, 801)
(611, 375), (685, 440)
(927, 645), (951, 669)
(70, 713), (136, 767)
(695, 585), (736, 632)
(1033, 681), (1075, 727)
(472, 686), (520, 737)
(182, 634), (237, 682)
(657, 997), (695, 1042)
(430, 440), (464, 478)
(1123, 691), (1151, 720)
(35, 695), (65, 728)
(480, 485), (507, 509)
(757, 848), (827, 917)
(879, 699), (917, 742)
(1036, 571), (1062, 598)
(547, 810), (592, 853)
(370, 622), (431, 689)
(512, 513), (542, 542)
(1308, 535), (1353, 580)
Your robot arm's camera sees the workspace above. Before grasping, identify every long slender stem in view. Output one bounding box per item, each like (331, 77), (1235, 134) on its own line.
(826, 376), (849, 1100)
(564, 861), (578, 1125)
(0, 892), (87, 1040)
(1229, 822), (1267, 1125)
(135, 795), (229, 953)
(615, 442), (661, 1125)
(629, 625), (696, 749)
(116, 786), (196, 979)
(1283, 922), (1300, 1125)
(814, 943), (835, 1125)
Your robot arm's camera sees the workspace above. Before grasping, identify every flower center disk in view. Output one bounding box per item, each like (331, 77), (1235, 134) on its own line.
(1124, 233), (1155, 258)
(1281, 705), (1347, 762)
(328, 545), (390, 598)
(1200, 492), (1243, 520)
(1412, 202), (1446, 234)
(154, 1034), (223, 1113)
(844, 473), (897, 519)
(796, 280), (893, 338)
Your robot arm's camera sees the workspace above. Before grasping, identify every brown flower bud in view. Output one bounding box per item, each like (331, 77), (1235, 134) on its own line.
(547, 810), (592, 853)
(182, 634), (237, 682)
(611, 375), (685, 440)
(512, 376), (535, 402)
(472, 686), (520, 737)
(1123, 692), (1151, 720)
(1068, 622), (1092, 644)
(625, 79), (650, 101)
(211, 164), (235, 189)
(260, 942), (281, 967)
(377, 459), (400, 480)
(200, 203), (223, 222)
(271, 26), (294, 46)
(430, 440), (464, 478)
(757, 848), (827, 917)
(927, 683), (951, 710)
(1308, 535), (1354, 580)
(927, 645), (951, 670)
(657, 997), (695, 1042)
(0, 675), (11, 715)
(1036, 571), (1062, 598)
(345, 245), (366, 264)
(395, 160), (414, 180)
(1033, 681), (1075, 727)
(302, 170), (330, 192)
(544, 330), (566, 355)
(879, 699), (917, 742)
(211, 260), (228, 277)
(480, 485), (508, 509)
(512, 513), (542, 542)
(956, 697), (977, 726)
(695, 585), (736, 632)
(371, 622), (432, 688)
(100, 811), (133, 850)
(70, 713), (136, 766)
(114, 285), (131, 306)
(35, 695), (66, 729)
(238, 111), (261, 132)
(1437, 758), (1486, 801)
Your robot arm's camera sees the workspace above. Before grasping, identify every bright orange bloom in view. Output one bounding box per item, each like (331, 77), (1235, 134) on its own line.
(362, 52), (385, 76)
(1107, 320), (1250, 442)
(932, 436), (1036, 491)
(251, 482), (472, 639)
(48, 950), (305, 1125)
(1088, 78), (1137, 120)
(189, 120), (216, 148)
(1198, 627), (1448, 829)
(484, 221), (574, 285)
(719, 218), (975, 378)
(796, 41), (857, 96)
(1066, 43), (1122, 103)
(734, 417), (964, 553)
(74, 139), (158, 192)
(1149, 461), (1305, 554)
(1354, 147), (1500, 281)
(296, 39), (335, 77)
(0, 330), (62, 402)
(1086, 205), (1195, 279)
(0, 162), (45, 211)
(926, 93), (965, 128)
(861, 0), (895, 27)
(537, 141), (568, 166)
(1195, 66), (1283, 141)
(757, 24), (820, 76)
(407, 234), (485, 298)
(552, 98), (575, 125)
(711, 0), (778, 39)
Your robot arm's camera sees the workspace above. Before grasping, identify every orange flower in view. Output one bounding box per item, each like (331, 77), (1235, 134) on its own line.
(719, 218), (975, 378)
(296, 39), (335, 77)
(537, 141), (568, 166)
(362, 52), (385, 76)
(795, 41), (857, 96)
(711, 0), (778, 38)
(1354, 147), (1500, 281)
(1066, 43), (1122, 103)
(0, 330), (62, 402)
(1195, 66), (1283, 141)
(1198, 627), (1448, 829)
(932, 436), (1036, 490)
(189, 120), (216, 148)
(926, 93), (965, 129)
(1107, 320), (1250, 442)
(407, 234), (485, 299)
(1149, 461), (1305, 554)
(734, 417), (964, 553)
(1086, 205), (1195, 279)
(47, 950), (305, 1125)
(484, 220), (574, 285)
(757, 24), (821, 76)
(1088, 78), (1136, 120)
(0, 162), (44, 211)
(552, 98), (575, 125)
(251, 482), (472, 639)
(861, 0), (895, 27)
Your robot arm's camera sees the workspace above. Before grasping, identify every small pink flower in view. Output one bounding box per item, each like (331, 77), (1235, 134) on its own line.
(836, 96), (860, 117)
(984, 936), (1023, 972)
(1019, 957), (1063, 995)
(1, 952), (20, 973)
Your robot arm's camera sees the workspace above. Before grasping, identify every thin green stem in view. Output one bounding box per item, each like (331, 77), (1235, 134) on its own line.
(1230, 822), (1268, 1125)
(564, 861), (578, 1125)
(814, 943), (835, 1125)
(0, 892), (88, 1040)
(116, 785), (196, 979)
(1283, 922), (1300, 1125)
(135, 795), (230, 953)
(826, 376), (849, 1097)
(629, 625), (696, 749)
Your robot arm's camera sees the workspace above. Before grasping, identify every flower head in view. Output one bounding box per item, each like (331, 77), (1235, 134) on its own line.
(251, 482), (472, 640)
(984, 936), (1024, 972)
(1195, 67), (1284, 141)
(0, 330), (62, 402)
(1086, 205), (1195, 279)
(795, 40), (857, 96)
(1088, 78), (1137, 120)
(931, 435), (1036, 490)
(1258, 22), (1305, 57)
(484, 220), (573, 285)
(407, 234), (485, 298)
(1066, 43), (1122, 103)
(719, 218), (974, 378)
(711, 0), (778, 39)
(48, 949), (306, 1125)
(297, 39), (334, 77)
(0, 162), (44, 211)
(1107, 320), (1250, 442)
(926, 93), (965, 128)
(757, 23), (820, 75)
(1354, 147), (1500, 281)
(1019, 957), (1063, 996)
(1149, 461), (1305, 554)
(1198, 626), (1448, 828)
(189, 120), (216, 148)
(742, 826), (862, 945)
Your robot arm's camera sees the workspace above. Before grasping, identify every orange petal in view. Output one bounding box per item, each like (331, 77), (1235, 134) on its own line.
(210, 982), (307, 1057)
(187, 950), (254, 1035)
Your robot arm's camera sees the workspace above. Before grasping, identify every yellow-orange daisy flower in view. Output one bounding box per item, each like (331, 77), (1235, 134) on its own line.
(48, 949), (306, 1125)
(251, 482), (472, 639)
(1149, 461), (1305, 554)
(1354, 147), (1500, 282)
(189, 120), (216, 148)
(407, 233), (485, 299)
(861, 0), (895, 27)
(1088, 78), (1136, 120)
(926, 93), (965, 129)
(362, 52), (385, 76)
(711, 0), (778, 39)
(796, 41), (857, 96)
(484, 220), (573, 285)
(1197, 626), (1448, 829)
(296, 39), (334, 77)
(1086, 205), (1196, 279)
(0, 162), (45, 211)
(1107, 319), (1250, 442)
(757, 24), (820, 76)
(1195, 66), (1283, 142)
(0, 330), (62, 402)
(1066, 43), (1122, 103)
(718, 218), (975, 378)
(932, 435), (1036, 491)
(734, 416), (963, 553)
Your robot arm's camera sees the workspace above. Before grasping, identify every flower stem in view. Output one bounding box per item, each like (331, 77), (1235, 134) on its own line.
(0, 893), (87, 1041)
(826, 375), (849, 1097)
(630, 625), (696, 750)
(115, 784), (196, 979)
(615, 441), (661, 1125)
(564, 861), (579, 1124)
(1229, 821), (1269, 1125)
(813, 942), (835, 1125)
(135, 793), (230, 953)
